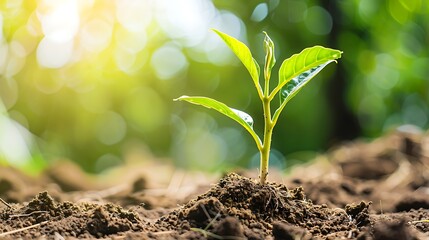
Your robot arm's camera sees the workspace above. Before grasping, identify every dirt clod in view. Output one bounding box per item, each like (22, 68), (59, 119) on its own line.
(272, 221), (312, 240)
(345, 201), (371, 227)
(185, 197), (225, 228)
(212, 216), (245, 238)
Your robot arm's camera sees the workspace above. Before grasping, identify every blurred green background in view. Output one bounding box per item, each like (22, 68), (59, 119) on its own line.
(0, 0), (428, 174)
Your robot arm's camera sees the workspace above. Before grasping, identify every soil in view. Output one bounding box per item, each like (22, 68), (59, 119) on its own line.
(1, 128), (429, 239)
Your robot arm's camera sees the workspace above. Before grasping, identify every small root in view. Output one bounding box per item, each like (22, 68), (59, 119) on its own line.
(0, 220), (49, 237)
(0, 198), (14, 209)
(151, 230), (176, 235)
(408, 219), (429, 224)
(10, 211), (48, 218)
(264, 185), (290, 212)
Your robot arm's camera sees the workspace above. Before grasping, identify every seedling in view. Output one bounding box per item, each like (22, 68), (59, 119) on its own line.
(175, 29), (342, 184)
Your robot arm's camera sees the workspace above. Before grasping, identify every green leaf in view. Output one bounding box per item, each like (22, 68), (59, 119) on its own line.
(212, 29), (262, 97)
(272, 46), (342, 98)
(263, 31), (276, 77)
(174, 96), (262, 147)
(271, 46), (342, 123)
(279, 60), (335, 104)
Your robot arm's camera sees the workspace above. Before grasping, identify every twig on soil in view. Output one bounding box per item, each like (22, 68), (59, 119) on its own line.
(0, 220), (49, 237)
(54, 232), (65, 240)
(151, 230), (176, 235)
(409, 219), (429, 224)
(0, 198), (14, 209)
(10, 210), (48, 218)
(200, 203), (217, 223)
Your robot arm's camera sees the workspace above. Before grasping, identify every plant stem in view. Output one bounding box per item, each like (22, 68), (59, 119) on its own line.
(259, 96), (273, 184)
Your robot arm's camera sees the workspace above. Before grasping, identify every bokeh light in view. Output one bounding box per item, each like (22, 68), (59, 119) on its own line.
(0, 0), (427, 174)
(0, 113), (31, 166)
(304, 6), (332, 35)
(251, 3), (268, 22)
(150, 43), (188, 80)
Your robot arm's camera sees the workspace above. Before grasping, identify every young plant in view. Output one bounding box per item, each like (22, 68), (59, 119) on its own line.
(174, 29), (342, 184)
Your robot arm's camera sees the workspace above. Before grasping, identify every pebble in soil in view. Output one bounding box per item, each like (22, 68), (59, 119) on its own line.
(150, 173), (371, 239)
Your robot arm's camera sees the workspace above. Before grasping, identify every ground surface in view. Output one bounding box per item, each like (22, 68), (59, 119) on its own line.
(1, 128), (429, 239)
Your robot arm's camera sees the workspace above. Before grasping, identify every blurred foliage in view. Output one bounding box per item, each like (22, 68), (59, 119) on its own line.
(0, 0), (428, 173)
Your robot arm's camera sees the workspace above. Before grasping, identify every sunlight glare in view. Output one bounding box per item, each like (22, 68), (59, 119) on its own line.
(37, 0), (80, 42)
(37, 36), (74, 68)
(80, 18), (113, 53)
(115, 0), (152, 32)
(0, 102), (32, 167)
(36, 0), (80, 68)
(155, 0), (216, 47)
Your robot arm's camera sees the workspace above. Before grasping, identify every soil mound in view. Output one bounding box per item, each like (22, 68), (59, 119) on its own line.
(1, 130), (429, 239)
(150, 173), (370, 239)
